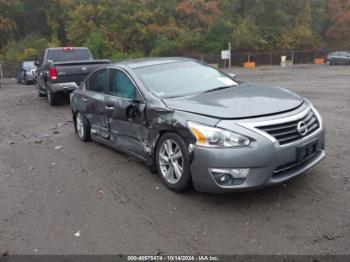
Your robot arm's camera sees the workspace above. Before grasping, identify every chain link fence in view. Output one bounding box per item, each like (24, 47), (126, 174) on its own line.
(0, 63), (19, 78)
(0, 49), (340, 78)
(189, 49), (337, 68)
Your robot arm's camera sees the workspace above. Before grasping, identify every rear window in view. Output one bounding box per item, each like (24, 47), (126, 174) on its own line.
(23, 61), (36, 68)
(47, 49), (93, 62)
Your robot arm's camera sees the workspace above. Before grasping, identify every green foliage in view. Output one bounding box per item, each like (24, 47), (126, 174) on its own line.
(0, 0), (346, 61)
(2, 34), (48, 62)
(83, 31), (108, 59)
(201, 19), (234, 53)
(231, 19), (264, 51)
(151, 36), (179, 56)
(111, 50), (142, 62)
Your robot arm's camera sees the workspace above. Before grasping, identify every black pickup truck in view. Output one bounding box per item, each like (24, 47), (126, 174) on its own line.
(35, 47), (110, 106)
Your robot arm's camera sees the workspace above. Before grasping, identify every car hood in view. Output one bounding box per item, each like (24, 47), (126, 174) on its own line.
(162, 82), (304, 119)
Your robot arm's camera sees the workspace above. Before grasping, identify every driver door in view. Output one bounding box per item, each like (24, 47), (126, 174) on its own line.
(104, 68), (148, 159)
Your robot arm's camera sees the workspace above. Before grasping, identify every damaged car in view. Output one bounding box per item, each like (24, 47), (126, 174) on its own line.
(70, 58), (326, 193)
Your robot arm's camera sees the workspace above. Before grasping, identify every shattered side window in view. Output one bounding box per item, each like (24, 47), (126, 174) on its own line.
(87, 69), (108, 93)
(108, 69), (137, 99)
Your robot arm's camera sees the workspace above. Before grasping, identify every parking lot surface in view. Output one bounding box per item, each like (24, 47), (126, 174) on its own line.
(0, 64), (349, 255)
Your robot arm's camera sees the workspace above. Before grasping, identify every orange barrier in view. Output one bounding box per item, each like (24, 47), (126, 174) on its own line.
(314, 58), (325, 65)
(244, 62), (256, 68)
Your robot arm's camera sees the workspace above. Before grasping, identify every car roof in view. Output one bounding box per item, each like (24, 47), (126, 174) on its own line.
(113, 57), (195, 69)
(47, 47), (89, 50)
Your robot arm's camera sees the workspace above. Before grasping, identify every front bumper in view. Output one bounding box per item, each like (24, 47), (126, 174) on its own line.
(190, 124), (326, 193)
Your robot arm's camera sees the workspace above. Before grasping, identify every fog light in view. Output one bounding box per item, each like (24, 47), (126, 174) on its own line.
(219, 174), (231, 183)
(209, 168), (250, 179)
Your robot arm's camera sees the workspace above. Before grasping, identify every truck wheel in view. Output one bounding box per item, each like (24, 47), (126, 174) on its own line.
(47, 89), (58, 106)
(75, 112), (91, 142)
(38, 89), (46, 97)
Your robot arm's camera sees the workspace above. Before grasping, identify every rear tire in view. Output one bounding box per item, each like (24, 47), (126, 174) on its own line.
(38, 90), (46, 97)
(155, 133), (192, 192)
(75, 112), (91, 142)
(47, 89), (58, 106)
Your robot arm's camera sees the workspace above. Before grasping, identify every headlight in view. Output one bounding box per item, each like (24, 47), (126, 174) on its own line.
(187, 121), (250, 147)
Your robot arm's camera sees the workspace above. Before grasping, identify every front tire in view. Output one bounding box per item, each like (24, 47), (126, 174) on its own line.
(75, 112), (91, 142)
(156, 133), (192, 192)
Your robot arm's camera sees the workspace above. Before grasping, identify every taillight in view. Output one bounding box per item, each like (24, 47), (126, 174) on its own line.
(49, 66), (57, 80)
(63, 47), (73, 51)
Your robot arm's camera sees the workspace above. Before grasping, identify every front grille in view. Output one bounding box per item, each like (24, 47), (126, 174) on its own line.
(257, 110), (320, 146)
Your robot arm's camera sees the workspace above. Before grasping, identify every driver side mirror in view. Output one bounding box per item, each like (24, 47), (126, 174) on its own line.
(34, 60), (40, 67)
(126, 98), (143, 121)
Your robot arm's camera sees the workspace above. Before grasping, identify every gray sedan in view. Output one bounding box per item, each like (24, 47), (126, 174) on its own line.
(70, 58), (325, 193)
(326, 51), (350, 65)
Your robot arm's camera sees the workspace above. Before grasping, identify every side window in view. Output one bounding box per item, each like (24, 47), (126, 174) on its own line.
(87, 69), (108, 93)
(108, 69), (137, 99)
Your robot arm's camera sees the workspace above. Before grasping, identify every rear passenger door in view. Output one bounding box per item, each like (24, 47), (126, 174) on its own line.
(337, 52), (346, 64)
(83, 69), (110, 139)
(333, 52), (343, 64)
(104, 68), (148, 159)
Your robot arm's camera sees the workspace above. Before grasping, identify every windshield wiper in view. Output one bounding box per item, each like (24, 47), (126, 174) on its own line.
(202, 85), (233, 93)
(163, 85), (235, 98)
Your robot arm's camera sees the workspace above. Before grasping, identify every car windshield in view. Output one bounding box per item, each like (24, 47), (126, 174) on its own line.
(47, 49), (93, 62)
(23, 61), (36, 69)
(134, 61), (238, 98)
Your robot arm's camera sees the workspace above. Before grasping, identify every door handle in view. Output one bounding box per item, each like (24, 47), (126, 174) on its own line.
(81, 98), (88, 101)
(105, 105), (114, 110)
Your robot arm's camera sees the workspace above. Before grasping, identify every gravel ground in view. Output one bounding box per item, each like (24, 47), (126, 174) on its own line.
(0, 64), (349, 255)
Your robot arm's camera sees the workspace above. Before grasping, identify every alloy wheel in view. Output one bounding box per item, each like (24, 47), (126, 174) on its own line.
(76, 113), (84, 138)
(158, 139), (184, 184)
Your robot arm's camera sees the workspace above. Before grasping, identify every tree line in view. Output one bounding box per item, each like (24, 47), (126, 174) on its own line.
(0, 0), (349, 62)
